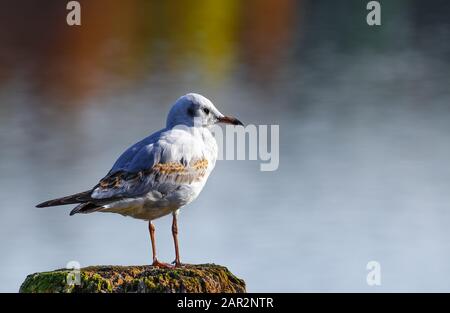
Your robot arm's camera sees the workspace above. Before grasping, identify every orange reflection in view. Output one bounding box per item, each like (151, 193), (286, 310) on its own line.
(0, 0), (296, 105)
(240, 0), (297, 82)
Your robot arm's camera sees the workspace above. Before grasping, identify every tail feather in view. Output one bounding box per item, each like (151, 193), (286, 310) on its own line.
(69, 202), (104, 216)
(36, 190), (93, 208)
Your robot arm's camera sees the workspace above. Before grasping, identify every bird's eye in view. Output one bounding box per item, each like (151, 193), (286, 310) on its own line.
(202, 107), (210, 115)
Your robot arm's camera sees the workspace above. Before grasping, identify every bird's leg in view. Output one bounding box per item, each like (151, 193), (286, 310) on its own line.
(149, 221), (157, 263)
(171, 212), (182, 267)
(148, 221), (172, 268)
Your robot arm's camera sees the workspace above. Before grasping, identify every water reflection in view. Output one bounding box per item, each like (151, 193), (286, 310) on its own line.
(0, 0), (450, 291)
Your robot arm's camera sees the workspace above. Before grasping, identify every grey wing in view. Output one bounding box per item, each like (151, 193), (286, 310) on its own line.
(91, 132), (208, 201)
(109, 129), (164, 174)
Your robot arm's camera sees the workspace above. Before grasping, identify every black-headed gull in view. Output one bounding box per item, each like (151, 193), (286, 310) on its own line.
(37, 93), (243, 267)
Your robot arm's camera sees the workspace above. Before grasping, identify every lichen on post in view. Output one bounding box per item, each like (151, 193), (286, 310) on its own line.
(20, 264), (246, 293)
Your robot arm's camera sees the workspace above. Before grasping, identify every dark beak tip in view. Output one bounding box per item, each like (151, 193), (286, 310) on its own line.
(218, 116), (244, 126)
(234, 119), (244, 126)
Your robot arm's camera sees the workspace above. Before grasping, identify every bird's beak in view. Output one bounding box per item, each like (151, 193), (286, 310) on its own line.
(217, 116), (244, 126)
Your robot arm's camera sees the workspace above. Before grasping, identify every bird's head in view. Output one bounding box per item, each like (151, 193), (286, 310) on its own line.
(166, 93), (243, 129)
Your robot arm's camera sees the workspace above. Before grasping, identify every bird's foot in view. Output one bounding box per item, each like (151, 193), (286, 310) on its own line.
(151, 259), (173, 269)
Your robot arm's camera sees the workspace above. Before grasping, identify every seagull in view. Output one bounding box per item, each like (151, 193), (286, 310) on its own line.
(36, 93), (243, 268)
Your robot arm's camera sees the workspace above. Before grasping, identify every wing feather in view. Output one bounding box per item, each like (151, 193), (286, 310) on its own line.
(91, 129), (210, 200)
(91, 158), (208, 200)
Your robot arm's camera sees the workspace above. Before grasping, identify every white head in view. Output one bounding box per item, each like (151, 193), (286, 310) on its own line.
(166, 93), (243, 129)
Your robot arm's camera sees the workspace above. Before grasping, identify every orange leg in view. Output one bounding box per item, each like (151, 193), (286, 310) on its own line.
(172, 212), (182, 267)
(148, 221), (172, 268)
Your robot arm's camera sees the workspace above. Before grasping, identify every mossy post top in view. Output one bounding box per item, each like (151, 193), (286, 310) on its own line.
(20, 264), (246, 293)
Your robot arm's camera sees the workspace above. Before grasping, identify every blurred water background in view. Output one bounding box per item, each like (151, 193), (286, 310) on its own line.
(0, 0), (450, 292)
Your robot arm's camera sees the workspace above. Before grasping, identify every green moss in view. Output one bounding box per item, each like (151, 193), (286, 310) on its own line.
(20, 271), (70, 293)
(20, 264), (246, 293)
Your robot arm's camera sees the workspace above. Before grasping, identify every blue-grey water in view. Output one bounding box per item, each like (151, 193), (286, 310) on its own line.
(1, 0), (450, 292)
